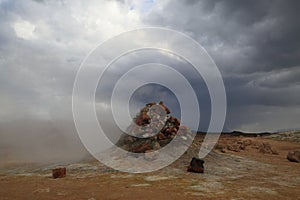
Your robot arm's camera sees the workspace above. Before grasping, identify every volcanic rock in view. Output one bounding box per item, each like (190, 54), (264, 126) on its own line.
(52, 167), (66, 179)
(187, 157), (204, 173)
(116, 102), (192, 158)
(135, 112), (151, 126)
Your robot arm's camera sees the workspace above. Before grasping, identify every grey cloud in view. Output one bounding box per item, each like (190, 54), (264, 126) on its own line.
(142, 0), (300, 131)
(0, 0), (299, 135)
(144, 0), (300, 73)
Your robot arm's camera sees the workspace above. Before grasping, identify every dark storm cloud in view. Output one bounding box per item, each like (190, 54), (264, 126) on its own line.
(142, 0), (300, 131)
(145, 0), (300, 73)
(95, 49), (212, 131)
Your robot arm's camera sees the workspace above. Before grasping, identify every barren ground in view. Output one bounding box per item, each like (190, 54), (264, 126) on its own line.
(1, 134), (300, 200)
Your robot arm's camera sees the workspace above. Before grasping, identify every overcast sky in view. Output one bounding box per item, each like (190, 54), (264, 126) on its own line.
(1, 0), (300, 132)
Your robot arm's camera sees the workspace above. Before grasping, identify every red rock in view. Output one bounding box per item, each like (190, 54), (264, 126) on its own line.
(52, 167), (66, 179)
(164, 128), (172, 136)
(174, 118), (180, 127)
(135, 113), (151, 126)
(170, 127), (178, 133)
(157, 132), (166, 140)
(168, 116), (175, 123)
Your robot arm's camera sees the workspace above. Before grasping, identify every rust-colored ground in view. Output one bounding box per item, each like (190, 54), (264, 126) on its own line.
(1, 134), (300, 200)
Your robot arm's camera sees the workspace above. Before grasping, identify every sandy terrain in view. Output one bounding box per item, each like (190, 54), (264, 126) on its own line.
(1, 134), (300, 200)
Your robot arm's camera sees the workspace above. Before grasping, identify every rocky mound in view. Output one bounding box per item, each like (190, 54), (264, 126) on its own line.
(116, 101), (193, 155)
(216, 138), (278, 155)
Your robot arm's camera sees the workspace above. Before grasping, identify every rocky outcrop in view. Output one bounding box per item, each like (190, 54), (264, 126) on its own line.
(287, 150), (300, 162)
(224, 139), (253, 152)
(117, 102), (193, 156)
(258, 143), (278, 155)
(216, 139), (278, 155)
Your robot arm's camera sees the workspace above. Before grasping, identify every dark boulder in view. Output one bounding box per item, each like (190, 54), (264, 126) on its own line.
(52, 167), (66, 178)
(187, 157), (204, 173)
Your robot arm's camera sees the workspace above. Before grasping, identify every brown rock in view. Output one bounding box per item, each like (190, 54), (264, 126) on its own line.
(164, 128), (172, 136)
(287, 150), (300, 162)
(187, 157), (204, 173)
(174, 118), (180, 127)
(221, 148), (226, 153)
(243, 139), (252, 146)
(258, 143), (278, 155)
(117, 101), (191, 157)
(226, 139), (254, 152)
(227, 144), (240, 152)
(52, 167), (66, 179)
(170, 127), (178, 134)
(151, 141), (161, 150)
(157, 132), (166, 140)
(130, 143), (152, 153)
(135, 113), (151, 126)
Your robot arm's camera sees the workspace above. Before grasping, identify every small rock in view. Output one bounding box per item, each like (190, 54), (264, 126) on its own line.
(187, 157), (204, 173)
(52, 167), (66, 179)
(221, 148), (226, 153)
(287, 150), (300, 162)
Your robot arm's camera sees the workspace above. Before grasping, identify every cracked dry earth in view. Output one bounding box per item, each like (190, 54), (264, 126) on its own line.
(1, 135), (300, 200)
